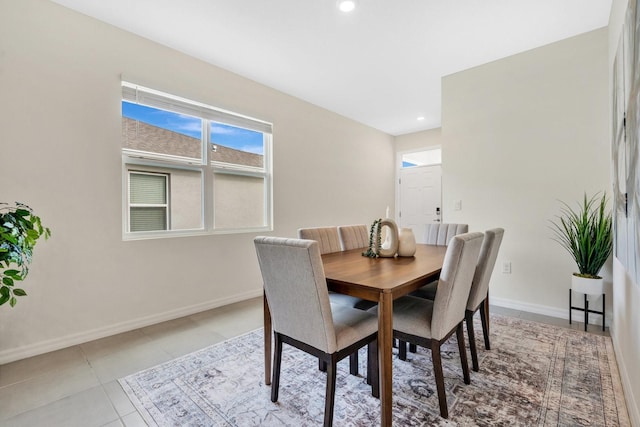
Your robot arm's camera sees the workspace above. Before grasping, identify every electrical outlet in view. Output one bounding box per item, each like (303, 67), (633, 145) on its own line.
(502, 261), (511, 274)
(454, 200), (462, 211)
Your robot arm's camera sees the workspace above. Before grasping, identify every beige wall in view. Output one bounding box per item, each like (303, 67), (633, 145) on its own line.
(440, 24), (640, 423)
(0, 0), (395, 361)
(441, 28), (609, 316)
(394, 128), (443, 153)
(609, 0), (640, 424)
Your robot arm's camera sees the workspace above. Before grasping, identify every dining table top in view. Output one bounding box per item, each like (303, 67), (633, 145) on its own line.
(321, 244), (448, 296)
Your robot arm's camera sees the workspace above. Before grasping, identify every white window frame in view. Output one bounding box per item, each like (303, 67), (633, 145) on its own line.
(122, 81), (273, 240)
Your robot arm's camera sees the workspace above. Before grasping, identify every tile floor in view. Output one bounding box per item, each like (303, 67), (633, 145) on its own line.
(0, 298), (608, 426)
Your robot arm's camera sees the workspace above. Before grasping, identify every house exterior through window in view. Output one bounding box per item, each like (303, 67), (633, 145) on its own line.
(121, 82), (273, 239)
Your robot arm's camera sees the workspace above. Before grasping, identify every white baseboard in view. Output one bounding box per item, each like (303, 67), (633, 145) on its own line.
(610, 325), (640, 427)
(490, 296), (609, 327)
(0, 289), (263, 365)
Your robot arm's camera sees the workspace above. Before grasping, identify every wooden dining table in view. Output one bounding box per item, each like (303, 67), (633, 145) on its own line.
(263, 243), (448, 427)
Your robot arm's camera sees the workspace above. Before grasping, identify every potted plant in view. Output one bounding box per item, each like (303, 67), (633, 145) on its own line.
(0, 202), (51, 307)
(550, 193), (613, 295)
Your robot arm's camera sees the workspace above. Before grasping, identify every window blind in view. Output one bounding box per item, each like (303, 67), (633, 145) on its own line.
(130, 207), (167, 232)
(130, 173), (167, 204)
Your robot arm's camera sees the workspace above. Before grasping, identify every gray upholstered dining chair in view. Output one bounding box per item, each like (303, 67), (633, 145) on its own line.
(336, 224), (378, 310)
(390, 232), (483, 419)
(298, 227), (365, 307)
(338, 224), (370, 251)
(298, 226), (342, 254)
(424, 223), (469, 246)
(411, 223), (469, 300)
(410, 228), (504, 371)
(402, 223), (469, 354)
(298, 226), (375, 374)
(254, 236), (379, 427)
(465, 228), (504, 371)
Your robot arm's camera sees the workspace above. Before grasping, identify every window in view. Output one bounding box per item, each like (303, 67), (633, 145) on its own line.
(129, 172), (169, 232)
(401, 148), (441, 168)
(122, 82), (272, 239)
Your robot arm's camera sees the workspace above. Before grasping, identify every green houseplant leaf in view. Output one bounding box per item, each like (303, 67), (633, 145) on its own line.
(550, 193), (613, 279)
(0, 202), (50, 308)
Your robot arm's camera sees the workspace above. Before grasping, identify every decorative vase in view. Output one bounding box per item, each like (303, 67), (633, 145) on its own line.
(377, 219), (398, 257)
(381, 228), (392, 250)
(397, 227), (416, 257)
(571, 274), (604, 296)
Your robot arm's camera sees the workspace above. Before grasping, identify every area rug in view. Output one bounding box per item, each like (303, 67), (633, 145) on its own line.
(119, 314), (630, 426)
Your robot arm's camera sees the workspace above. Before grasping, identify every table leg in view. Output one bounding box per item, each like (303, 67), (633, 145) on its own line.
(378, 292), (393, 426)
(263, 291), (272, 385)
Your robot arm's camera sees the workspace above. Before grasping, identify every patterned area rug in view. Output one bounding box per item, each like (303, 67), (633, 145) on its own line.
(119, 314), (630, 426)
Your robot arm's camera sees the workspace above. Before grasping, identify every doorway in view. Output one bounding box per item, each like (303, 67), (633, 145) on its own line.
(397, 149), (442, 244)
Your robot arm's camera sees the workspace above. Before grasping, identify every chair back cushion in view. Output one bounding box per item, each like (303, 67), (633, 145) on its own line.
(424, 223), (469, 246)
(338, 224), (369, 251)
(431, 232), (483, 340)
(254, 236), (337, 353)
(467, 228), (505, 311)
(298, 227), (342, 254)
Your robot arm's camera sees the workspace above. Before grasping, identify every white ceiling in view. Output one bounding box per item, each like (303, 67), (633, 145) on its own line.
(52, 0), (611, 136)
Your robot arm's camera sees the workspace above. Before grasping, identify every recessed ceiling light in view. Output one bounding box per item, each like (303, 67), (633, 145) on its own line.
(337, 0), (357, 12)
(417, 116), (425, 121)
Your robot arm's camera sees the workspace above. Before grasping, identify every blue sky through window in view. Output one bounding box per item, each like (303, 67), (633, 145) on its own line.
(122, 102), (264, 155)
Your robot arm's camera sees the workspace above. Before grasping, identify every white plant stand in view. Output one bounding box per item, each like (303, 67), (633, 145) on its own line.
(569, 275), (605, 331)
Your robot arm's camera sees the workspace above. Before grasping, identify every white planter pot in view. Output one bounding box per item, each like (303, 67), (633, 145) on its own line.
(571, 274), (604, 295)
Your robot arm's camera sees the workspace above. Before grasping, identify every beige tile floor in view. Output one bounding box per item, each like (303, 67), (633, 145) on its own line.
(0, 298), (608, 426)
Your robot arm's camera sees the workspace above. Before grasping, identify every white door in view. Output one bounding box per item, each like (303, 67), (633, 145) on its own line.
(399, 164), (442, 244)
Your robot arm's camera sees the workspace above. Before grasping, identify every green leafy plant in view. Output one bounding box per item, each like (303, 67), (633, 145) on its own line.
(550, 193), (612, 279)
(0, 202), (51, 307)
(362, 218), (382, 258)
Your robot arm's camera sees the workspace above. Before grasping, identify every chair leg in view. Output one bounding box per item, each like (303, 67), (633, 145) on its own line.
(367, 340), (380, 398)
(398, 340), (407, 361)
(319, 359), (327, 372)
(324, 355), (338, 427)
(479, 299), (491, 350)
(366, 347), (372, 385)
(456, 323), (471, 384)
(409, 343), (417, 353)
(349, 351), (359, 376)
(271, 333), (283, 402)
(431, 341), (448, 419)
(465, 310), (479, 372)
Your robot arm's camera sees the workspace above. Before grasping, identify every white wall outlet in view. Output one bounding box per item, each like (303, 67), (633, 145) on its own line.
(454, 200), (462, 211)
(502, 261), (511, 274)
